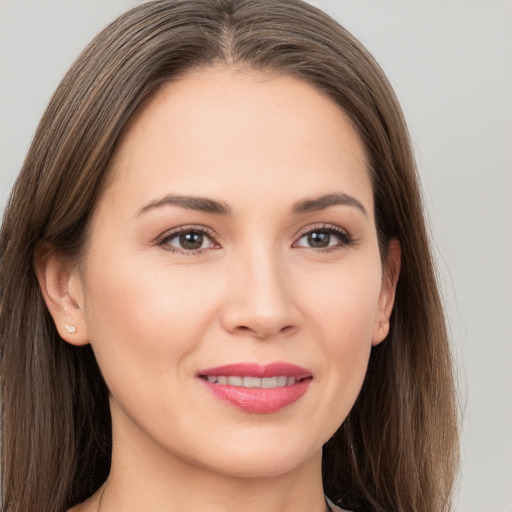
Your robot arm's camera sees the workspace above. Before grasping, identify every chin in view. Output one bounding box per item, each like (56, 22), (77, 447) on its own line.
(187, 439), (322, 480)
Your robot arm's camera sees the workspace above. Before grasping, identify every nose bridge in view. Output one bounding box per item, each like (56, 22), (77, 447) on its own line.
(221, 239), (297, 338)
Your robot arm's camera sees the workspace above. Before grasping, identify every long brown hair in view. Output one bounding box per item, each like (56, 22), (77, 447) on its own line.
(0, 1), (458, 511)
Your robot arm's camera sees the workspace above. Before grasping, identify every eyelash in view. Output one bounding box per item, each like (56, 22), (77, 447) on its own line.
(157, 225), (218, 255)
(157, 224), (354, 255)
(293, 224), (355, 252)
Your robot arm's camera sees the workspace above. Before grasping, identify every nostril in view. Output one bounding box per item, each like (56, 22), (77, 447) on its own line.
(234, 325), (272, 338)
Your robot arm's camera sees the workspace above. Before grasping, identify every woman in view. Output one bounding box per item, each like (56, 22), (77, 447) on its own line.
(0, 1), (459, 511)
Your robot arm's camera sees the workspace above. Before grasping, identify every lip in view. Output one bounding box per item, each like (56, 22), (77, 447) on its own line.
(198, 362), (312, 379)
(197, 362), (312, 414)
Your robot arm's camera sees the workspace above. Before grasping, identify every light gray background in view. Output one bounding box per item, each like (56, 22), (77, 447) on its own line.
(1, 1), (511, 511)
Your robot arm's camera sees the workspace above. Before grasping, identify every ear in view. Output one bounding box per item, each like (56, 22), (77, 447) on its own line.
(372, 238), (401, 346)
(35, 244), (90, 346)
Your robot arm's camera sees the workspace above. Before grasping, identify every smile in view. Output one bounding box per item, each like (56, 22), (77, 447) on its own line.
(197, 362), (312, 413)
(200, 375), (299, 388)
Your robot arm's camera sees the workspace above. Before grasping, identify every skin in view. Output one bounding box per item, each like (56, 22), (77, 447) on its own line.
(38, 67), (400, 512)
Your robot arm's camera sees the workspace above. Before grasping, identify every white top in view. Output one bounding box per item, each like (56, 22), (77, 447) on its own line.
(325, 496), (351, 512)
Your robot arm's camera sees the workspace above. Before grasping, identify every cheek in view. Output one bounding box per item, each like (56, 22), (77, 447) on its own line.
(302, 257), (382, 341)
(301, 260), (382, 412)
(80, 252), (220, 392)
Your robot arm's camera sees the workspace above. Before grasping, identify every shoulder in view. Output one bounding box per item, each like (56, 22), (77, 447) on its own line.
(326, 496), (352, 512)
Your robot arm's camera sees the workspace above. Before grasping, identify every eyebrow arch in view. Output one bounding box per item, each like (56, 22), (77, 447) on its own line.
(136, 195), (232, 216)
(292, 193), (367, 217)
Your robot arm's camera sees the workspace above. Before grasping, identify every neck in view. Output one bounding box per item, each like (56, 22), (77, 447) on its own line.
(96, 404), (328, 512)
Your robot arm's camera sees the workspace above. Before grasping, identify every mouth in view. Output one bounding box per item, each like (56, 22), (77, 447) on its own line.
(197, 362), (313, 413)
(199, 375), (303, 388)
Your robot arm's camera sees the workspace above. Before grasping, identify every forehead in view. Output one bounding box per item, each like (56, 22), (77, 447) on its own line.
(103, 67), (372, 216)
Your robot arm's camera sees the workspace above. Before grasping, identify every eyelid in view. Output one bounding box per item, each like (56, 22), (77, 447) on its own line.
(292, 223), (354, 249)
(156, 224), (220, 253)
(155, 222), (354, 254)
(293, 223), (350, 239)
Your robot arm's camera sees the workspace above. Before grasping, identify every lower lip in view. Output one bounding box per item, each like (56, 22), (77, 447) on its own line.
(199, 378), (311, 413)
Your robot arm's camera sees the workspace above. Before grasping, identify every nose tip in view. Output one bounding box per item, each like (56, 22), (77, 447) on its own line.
(220, 259), (299, 340)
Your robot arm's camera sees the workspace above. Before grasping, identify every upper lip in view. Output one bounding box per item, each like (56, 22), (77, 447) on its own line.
(197, 362), (312, 379)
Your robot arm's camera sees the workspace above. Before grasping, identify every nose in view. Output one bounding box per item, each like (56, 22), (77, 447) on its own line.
(220, 247), (299, 340)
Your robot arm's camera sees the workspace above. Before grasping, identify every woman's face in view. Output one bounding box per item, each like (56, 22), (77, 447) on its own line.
(64, 68), (398, 478)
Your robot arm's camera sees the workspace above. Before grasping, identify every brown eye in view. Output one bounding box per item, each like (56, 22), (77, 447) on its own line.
(294, 226), (353, 250)
(307, 231), (331, 248)
(179, 232), (204, 250)
(161, 229), (214, 252)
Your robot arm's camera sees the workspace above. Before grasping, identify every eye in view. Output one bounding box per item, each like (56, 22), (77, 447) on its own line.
(294, 225), (353, 250)
(158, 227), (217, 253)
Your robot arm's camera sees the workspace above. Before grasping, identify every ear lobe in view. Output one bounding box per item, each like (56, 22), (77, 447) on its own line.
(372, 238), (401, 346)
(35, 244), (89, 346)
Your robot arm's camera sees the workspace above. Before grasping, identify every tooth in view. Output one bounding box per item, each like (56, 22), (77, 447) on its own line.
(227, 376), (243, 386)
(277, 376), (287, 387)
(243, 376), (261, 388)
(261, 377), (278, 389)
(205, 375), (298, 388)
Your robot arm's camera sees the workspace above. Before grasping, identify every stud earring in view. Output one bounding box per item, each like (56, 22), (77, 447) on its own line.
(65, 324), (77, 334)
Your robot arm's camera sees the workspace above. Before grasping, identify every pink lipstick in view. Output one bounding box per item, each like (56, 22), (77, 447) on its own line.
(197, 362), (312, 413)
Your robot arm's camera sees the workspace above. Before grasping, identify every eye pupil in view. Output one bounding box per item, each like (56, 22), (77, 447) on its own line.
(308, 231), (330, 248)
(180, 232), (203, 250)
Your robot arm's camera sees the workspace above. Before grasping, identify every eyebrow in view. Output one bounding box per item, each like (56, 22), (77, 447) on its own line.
(136, 192), (367, 217)
(136, 195), (232, 216)
(292, 193), (367, 217)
